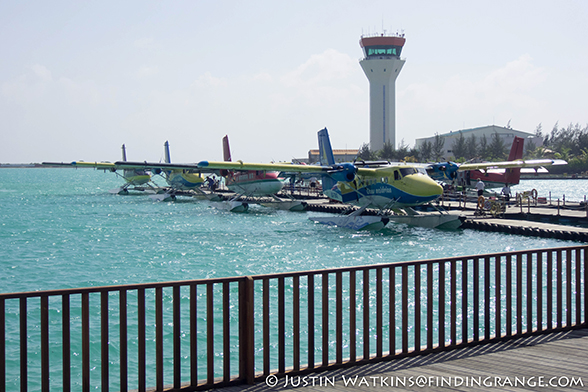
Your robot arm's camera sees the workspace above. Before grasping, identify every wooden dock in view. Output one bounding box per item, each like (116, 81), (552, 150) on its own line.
(305, 197), (588, 241)
(225, 328), (588, 391)
(448, 200), (588, 241)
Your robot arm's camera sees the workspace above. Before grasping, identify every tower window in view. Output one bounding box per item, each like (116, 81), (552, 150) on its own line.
(365, 46), (402, 58)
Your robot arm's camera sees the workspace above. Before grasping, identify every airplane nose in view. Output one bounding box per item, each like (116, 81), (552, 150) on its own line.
(408, 175), (443, 198)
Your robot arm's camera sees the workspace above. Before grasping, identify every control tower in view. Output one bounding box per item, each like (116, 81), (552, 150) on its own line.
(359, 34), (406, 152)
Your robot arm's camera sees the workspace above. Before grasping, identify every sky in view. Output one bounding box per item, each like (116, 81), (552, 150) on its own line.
(1, 0), (587, 164)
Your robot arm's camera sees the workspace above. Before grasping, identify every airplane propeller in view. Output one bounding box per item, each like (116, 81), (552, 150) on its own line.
(429, 162), (459, 180)
(326, 162), (357, 182)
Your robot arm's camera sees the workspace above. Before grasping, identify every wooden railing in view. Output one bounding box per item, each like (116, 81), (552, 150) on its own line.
(0, 245), (586, 391)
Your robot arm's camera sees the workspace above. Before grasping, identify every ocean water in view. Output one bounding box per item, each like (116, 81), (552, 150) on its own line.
(0, 168), (581, 294)
(0, 168), (583, 390)
(512, 178), (588, 203)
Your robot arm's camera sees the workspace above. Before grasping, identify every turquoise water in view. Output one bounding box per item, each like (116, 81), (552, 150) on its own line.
(0, 168), (582, 390)
(512, 178), (588, 203)
(0, 168), (580, 294)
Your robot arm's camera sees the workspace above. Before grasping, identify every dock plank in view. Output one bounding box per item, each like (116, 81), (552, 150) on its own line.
(222, 329), (588, 392)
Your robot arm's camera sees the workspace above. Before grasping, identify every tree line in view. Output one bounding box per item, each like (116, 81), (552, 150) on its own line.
(357, 122), (588, 174)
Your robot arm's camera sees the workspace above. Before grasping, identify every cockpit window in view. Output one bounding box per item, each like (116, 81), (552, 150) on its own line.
(394, 170), (400, 181)
(399, 167), (418, 177)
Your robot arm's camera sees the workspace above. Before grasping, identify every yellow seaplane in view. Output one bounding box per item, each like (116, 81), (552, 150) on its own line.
(45, 142), (206, 201)
(196, 128), (457, 230)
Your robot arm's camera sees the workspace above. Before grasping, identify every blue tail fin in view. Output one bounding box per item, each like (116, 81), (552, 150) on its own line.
(317, 128), (337, 192)
(317, 128), (335, 166)
(164, 141), (171, 163)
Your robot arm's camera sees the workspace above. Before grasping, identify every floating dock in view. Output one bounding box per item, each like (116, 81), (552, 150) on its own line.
(303, 195), (588, 241)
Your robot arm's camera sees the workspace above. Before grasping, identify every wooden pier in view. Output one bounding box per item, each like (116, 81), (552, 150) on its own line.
(225, 328), (588, 391)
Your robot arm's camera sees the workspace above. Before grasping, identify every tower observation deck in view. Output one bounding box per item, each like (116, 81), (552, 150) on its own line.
(359, 34), (406, 152)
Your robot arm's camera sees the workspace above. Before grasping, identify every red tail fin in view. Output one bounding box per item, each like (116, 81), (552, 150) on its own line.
(508, 136), (524, 160)
(505, 136), (524, 184)
(222, 135), (232, 162)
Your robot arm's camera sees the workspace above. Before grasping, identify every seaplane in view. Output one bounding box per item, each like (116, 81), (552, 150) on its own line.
(198, 128), (461, 230)
(43, 144), (159, 195)
(426, 136), (567, 189)
(203, 136), (307, 212)
(53, 142), (209, 202)
(107, 141), (208, 202)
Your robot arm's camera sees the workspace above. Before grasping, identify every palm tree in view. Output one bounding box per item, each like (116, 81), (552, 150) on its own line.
(432, 133), (445, 161)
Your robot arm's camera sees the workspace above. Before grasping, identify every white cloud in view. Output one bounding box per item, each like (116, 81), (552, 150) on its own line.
(2, 64), (53, 102)
(134, 37), (158, 50)
(192, 72), (229, 88)
(30, 64), (53, 83)
(399, 55), (549, 139)
(136, 65), (159, 78)
(281, 49), (356, 87)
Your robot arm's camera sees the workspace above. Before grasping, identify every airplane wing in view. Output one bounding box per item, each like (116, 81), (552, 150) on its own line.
(196, 160), (329, 173)
(110, 161), (201, 171)
(74, 161), (117, 169)
(42, 161), (117, 169)
(458, 159), (567, 171)
(196, 160), (383, 182)
(44, 160), (206, 173)
(46, 160), (203, 172)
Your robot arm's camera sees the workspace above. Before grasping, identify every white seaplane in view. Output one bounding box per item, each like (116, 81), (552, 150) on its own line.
(205, 136), (307, 212)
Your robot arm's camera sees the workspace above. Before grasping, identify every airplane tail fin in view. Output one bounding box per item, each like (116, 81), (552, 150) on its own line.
(121, 144), (127, 162)
(317, 128), (337, 191)
(318, 128), (335, 166)
(222, 135), (232, 162)
(508, 136), (524, 160)
(505, 136), (524, 184)
(220, 135), (232, 177)
(164, 141), (171, 163)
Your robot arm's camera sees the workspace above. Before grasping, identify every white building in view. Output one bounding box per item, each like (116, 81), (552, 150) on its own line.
(415, 125), (542, 161)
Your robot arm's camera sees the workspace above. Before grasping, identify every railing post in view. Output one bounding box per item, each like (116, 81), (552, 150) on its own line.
(0, 299), (4, 392)
(41, 295), (50, 392)
(101, 291), (109, 392)
(239, 277), (255, 384)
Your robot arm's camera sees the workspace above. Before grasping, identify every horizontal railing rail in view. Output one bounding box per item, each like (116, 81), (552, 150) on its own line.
(1, 245), (586, 391)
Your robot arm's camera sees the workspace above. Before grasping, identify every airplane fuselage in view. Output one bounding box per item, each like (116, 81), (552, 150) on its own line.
(123, 169), (151, 186)
(166, 170), (204, 191)
(225, 171), (283, 196)
(461, 170), (517, 189)
(325, 166), (443, 209)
